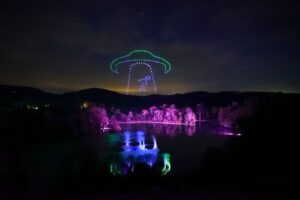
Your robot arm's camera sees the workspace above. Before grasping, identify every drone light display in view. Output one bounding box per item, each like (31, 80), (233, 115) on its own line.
(138, 75), (151, 92)
(109, 50), (172, 94)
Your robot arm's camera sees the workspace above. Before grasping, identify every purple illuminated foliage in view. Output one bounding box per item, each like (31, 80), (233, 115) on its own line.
(78, 102), (120, 134)
(76, 100), (254, 136)
(78, 102), (109, 134)
(123, 104), (196, 125)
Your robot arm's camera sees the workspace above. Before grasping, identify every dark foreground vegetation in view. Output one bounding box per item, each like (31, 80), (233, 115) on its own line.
(0, 85), (299, 199)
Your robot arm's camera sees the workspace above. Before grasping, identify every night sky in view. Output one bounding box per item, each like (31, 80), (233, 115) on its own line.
(0, 0), (299, 94)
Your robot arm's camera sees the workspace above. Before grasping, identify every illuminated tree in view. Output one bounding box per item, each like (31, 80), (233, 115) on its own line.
(141, 109), (149, 121)
(109, 116), (122, 132)
(89, 105), (109, 133)
(153, 109), (163, 122)
(126, 111), (134, 121)
(184, 107), (196, 125)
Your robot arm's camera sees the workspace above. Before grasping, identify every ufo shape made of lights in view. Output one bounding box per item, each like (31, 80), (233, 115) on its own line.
(109, 49), (172, 74)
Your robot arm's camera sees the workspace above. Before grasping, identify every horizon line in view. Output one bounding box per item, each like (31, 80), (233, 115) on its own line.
(0, 83), (298, 96)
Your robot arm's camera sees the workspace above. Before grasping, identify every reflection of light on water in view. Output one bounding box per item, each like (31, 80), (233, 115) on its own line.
(221, 131), (242, 137)
(184, 125), (196, 136)
(137, 130), (146, 150)
(110, 163), (121, 176)
(121, 123), (198, 137)
(162, 153), (171, 175)
(152, 135), (157, 149)
(109, 130), (171, 176)
(218, 124), (242, 137)
(124, 131), (130, 146)
(222, 131), (234, 136)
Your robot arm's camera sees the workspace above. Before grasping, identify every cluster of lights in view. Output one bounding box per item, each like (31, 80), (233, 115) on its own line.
(109, 50), (172, 94)
(109, 163), (121, 176)
(138, 75), (151, 93)
(109, 49), (171, 74)
(26, 105), (39, 110)
(126, 62), (157, 95)
(221, 130), (242, 137)
(80, 101), (89, 109)
(112, 59), (170, 74)
(109, 130), (170, 176)
(123, 130), (158, 151)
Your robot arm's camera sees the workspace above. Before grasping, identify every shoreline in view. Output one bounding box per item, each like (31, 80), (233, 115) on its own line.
(118, 121), (199, 125)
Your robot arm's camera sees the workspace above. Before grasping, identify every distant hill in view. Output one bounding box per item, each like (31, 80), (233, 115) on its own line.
(0, 84), (298, 111)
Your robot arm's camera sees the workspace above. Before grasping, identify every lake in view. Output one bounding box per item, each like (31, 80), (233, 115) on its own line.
(108, 122), (238, 176)
(7, 121), (240, 194)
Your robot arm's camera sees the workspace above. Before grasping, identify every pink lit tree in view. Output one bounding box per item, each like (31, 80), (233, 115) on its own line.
(109, 116), (122, 132)
(126, 111), (134, 122)
(141, 109), (149, 121)
(89, 105), (109, 133)
(153, 108), (163, 122)
(169, 104), (178, 122)
(184, 107), (196, 125)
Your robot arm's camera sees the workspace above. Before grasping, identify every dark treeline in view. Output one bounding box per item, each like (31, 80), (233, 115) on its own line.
(0, 84), (288, 111)
(0, 85), (260, 137)
(0, 85), (299, 197)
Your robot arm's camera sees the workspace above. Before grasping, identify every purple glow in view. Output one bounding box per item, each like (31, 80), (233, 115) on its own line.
(220, 130), (242, 137)
(83, 102), (247, 137)
(120, 121), (191, 125)
(222, 131), (234, 136)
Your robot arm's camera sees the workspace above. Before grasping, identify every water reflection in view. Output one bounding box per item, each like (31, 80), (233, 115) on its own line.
(108, 122), (240, 176)
(121, 123), (197, 137)
(109, 130), (171, 176)
(162, 153), (171, 175)
(121, 122), (240, 137)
